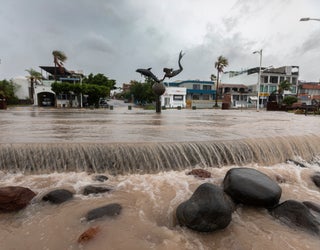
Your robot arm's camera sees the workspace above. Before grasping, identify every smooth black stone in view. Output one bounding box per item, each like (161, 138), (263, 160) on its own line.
(86, 203), (122, 221)
(82, 185), (112, 195)
(93, 175), (109, 182)
(223, 168), (282, 208)
(270, 200), (320, 235)
(42, 189), (73, 204)
(176, 183), (233, 232)
(311, 174), (320, 188)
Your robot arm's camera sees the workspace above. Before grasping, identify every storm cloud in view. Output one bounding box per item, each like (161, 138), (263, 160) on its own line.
(0, 0), (319, 84)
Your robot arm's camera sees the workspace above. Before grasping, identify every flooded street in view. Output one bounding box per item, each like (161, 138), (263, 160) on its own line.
(1, 106), (320, 250)
(1, 105), (320, 143)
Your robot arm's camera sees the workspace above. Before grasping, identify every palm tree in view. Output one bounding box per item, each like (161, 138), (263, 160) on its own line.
(277, 80), (292, 107)
(25, 68), (42, 103)
(214, 55), (228, 107)
(52, 50), (67, 81)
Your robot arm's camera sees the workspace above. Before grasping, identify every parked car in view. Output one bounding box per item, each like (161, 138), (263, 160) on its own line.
(42, 98), (52, 106)
(99, 99), (109, 108)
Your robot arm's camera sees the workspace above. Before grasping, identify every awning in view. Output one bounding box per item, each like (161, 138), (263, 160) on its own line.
(249, 96), (258, 101)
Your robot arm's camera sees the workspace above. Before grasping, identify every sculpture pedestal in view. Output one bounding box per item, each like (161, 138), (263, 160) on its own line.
(152, 82), (166, 113)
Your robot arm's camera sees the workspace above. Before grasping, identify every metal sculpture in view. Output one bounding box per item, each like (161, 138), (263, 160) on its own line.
(136, 51), (185, 113)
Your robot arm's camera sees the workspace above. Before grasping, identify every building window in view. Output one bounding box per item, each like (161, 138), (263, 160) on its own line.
(291, 86), (297, 93)
(270, 76), (278, 84)
(269, 85), (277, 93)
(280, 76), (285, 83)
(192, 94), (200, 100)
(203, 85), (212, 90)
(193, 84), (200, 90)
(260, 85), (267, 92)
(292, 77), (297, 84)
(263, 76), (268, 83)
(173, 95), (183, 101)
(202, 94), (210, 100)
(57, 94), (67, 100)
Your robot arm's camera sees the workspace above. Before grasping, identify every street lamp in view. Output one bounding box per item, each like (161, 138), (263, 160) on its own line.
(300, 17), (320, 22)
(253, 49), (262, 111)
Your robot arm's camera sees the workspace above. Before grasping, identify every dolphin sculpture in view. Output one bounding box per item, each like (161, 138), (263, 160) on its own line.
(136, 51), (185, 83)
(136, 67), (161, 83)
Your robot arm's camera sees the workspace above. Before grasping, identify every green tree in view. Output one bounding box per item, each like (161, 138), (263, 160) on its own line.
(51, 79), (109, 108)
(214, 55), (228, 107)
(0, 79), (19, 104)
(271, 80), (292, 107)
(82, 84), (109, 107)
(283, 95), (298, 106)
(82, 73), (116, 95)
(129, 79), (155, 104)
(51, 82), (77, 94)
(278, 80), (292, 96)
(52, 50), (67, 80)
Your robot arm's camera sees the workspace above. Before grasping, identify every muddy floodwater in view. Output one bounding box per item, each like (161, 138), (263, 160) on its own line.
(0, 105), (319, 143)
(1, 105), (320, 250)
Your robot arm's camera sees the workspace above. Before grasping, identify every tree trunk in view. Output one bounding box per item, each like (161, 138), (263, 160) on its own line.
(215, 71), (219, 107)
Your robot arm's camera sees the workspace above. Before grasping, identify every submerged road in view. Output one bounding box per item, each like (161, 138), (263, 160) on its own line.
(0, 105), (319, 143)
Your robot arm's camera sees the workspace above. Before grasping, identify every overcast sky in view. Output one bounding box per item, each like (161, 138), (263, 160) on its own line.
(0, 0), (320, 85)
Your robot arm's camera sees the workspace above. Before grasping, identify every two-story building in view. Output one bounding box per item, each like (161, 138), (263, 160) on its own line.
(164, 80), (216, 108)
(298, 82), (320, 105)
(222, 66), (299, 108)
(39, 66), (83, 108)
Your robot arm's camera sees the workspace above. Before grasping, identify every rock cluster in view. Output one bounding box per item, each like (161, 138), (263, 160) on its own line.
(177, 167), (320, 235)
(0, 174), (119, 244)
(1, 168), (320, 244)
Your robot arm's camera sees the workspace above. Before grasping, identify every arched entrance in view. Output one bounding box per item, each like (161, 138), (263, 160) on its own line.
(37, 92), (55, 107)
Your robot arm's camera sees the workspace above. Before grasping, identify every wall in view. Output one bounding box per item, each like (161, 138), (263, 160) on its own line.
(12, 76), (30, 100)
(161, 87), (186, 108)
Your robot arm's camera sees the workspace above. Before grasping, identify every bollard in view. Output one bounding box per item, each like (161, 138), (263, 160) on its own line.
(110, 105), (113, 110)
(128, 105), (132, 110)
(192, 106), (196, 110)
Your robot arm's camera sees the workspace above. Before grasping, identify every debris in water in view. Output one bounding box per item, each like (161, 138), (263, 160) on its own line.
(78, 226), (101, 244)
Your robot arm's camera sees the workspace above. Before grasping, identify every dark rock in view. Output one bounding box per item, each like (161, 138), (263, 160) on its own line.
(269, 200), (320, 235)
(303, 201), (320, 214)
(187, 169), (211, 178)
(0, 186), (36, 212)
(42, 189), (74, 204)
(93, 175), (108, 182)
(311, 173), (320, 188)
(82, 185), (112, 195)
(176, 183), (233, 232)
(223, 168), (282, 208)
(303, 201), (320, 221)
(86, 203), (122, 221)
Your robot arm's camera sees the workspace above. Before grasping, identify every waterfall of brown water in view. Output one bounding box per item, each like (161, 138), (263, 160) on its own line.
(1, 135), (319, 174)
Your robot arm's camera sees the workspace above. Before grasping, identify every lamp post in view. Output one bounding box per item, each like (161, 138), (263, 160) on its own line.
(300, 17), (320, 22)
(253, 49), (262, 111)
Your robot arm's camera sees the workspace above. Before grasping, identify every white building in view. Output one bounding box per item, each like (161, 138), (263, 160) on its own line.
(221, 66), (299, 107)
(160, 86), (187, 108)
(12, 76), (55, 106)
(164, 80), (216, 108)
